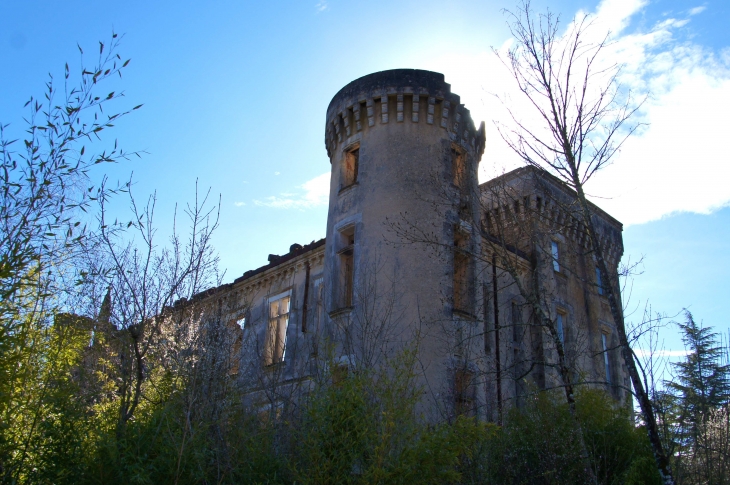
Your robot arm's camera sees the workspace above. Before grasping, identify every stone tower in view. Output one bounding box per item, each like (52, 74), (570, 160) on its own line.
(178, 69), (628, 422)
(323, 69), (486, 416)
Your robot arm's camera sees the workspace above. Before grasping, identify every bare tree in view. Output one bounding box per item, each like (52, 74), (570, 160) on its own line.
(83, 177), (221, 439)
(495, 1), (674, 482)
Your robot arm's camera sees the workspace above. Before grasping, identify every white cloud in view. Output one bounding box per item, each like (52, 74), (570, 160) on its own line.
(591, 0), (647, 36)
(253, 171), (330, 210)
(587, 7), (730, 225)
(234, 201), (246, 207)
(434, 0), (730, 227)
(315, 1), (328, 12)
(688, 6), (706, 15)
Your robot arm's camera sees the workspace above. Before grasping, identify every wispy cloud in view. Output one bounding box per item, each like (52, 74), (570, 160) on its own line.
(586, 3), (730, 225)
(234, 201), (246, 207)
(253, 172), (330, 210)
(315, 1), (328, 12)
(439, 0), (729, 227)
(688, 5), (706, 15)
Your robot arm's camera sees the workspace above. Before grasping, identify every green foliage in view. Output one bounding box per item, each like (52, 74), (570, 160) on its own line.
(0, 32), (138, 483)
(460, 389), (661, 485)
(1, 311), (95, 484)
(500, 392), (587, 485)
(576, 389), (661, 485)
(291, 352), (484, 485)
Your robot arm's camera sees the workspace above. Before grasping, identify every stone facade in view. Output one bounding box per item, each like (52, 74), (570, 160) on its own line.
(186, 69), (629, 421)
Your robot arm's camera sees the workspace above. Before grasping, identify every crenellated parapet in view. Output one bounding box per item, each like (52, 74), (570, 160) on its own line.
(324, 69), (485, 160)
(480, 166), (625, 267)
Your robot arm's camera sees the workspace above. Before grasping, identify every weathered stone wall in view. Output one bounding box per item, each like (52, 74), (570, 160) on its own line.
(183, 69), (629, 422)
(324, 69), (487, 419)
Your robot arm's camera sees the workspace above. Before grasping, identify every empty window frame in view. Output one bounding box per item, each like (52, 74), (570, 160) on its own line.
(337, 227), (355, 309)
(454, 368), (475, 416)
(551, 241), (560, 272)
(228, 318), (245, 375)
(556, 311), (565, 344)
(595, 266), (604, 295)
(264, 291), (291, 366)
(342, 145), (359, 189)
(451, 146), (465, 188)
(453, 231), (472, 313)
(312, 276), (324, 331)
(601, 333), (611, 384)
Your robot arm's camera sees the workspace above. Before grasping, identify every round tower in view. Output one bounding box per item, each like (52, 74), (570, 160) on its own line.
(323, 69), (486, 413)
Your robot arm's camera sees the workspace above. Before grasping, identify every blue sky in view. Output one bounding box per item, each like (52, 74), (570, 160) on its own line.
(1, 0), (728, 359)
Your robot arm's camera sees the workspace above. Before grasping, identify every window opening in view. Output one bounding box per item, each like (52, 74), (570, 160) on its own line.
(454, 368), (474, 416)
(313, 276), (324, 329)
(264, 292), (291, 366)
(556, 312), (565, 344)
(342, 146), (359, 188)
(337, 227), (355, 309)
(452, 147), (465, 188)
(551, 241), (560, 272)
(453, 231), (471, 313)
(596, 266), (604, 295)
(228, 318), (244, 375)
(602, 333), (611, 384)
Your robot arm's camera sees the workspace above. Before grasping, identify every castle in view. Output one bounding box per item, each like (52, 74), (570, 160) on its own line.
(186, 69), (629, 421)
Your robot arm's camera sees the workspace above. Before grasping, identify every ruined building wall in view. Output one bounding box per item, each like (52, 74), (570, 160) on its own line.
(480, 166), (629, 411)
(180, 69), (629, 421)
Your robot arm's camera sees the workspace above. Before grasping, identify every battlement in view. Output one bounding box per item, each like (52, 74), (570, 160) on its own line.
(325, 69), (485, 160)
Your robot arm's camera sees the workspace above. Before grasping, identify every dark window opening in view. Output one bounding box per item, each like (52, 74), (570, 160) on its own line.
(453, 231), (471, 314)
(596, 266), (604, 295)
(337, 228), (355, 309)
(452, 147), (465, 188)
(454, 368), (475, 416)
(342, 147), (359, 189)
(556, 311), (565, 344)
(551, 241), (560, 272)
(264, 294), (290, 366)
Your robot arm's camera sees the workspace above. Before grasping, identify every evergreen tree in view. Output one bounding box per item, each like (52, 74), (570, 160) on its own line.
(665, 311), (730, 484)
(668, 311), (730, 430)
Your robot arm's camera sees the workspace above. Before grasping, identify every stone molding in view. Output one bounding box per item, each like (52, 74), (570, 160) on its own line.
(324, 70), (485, 161)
